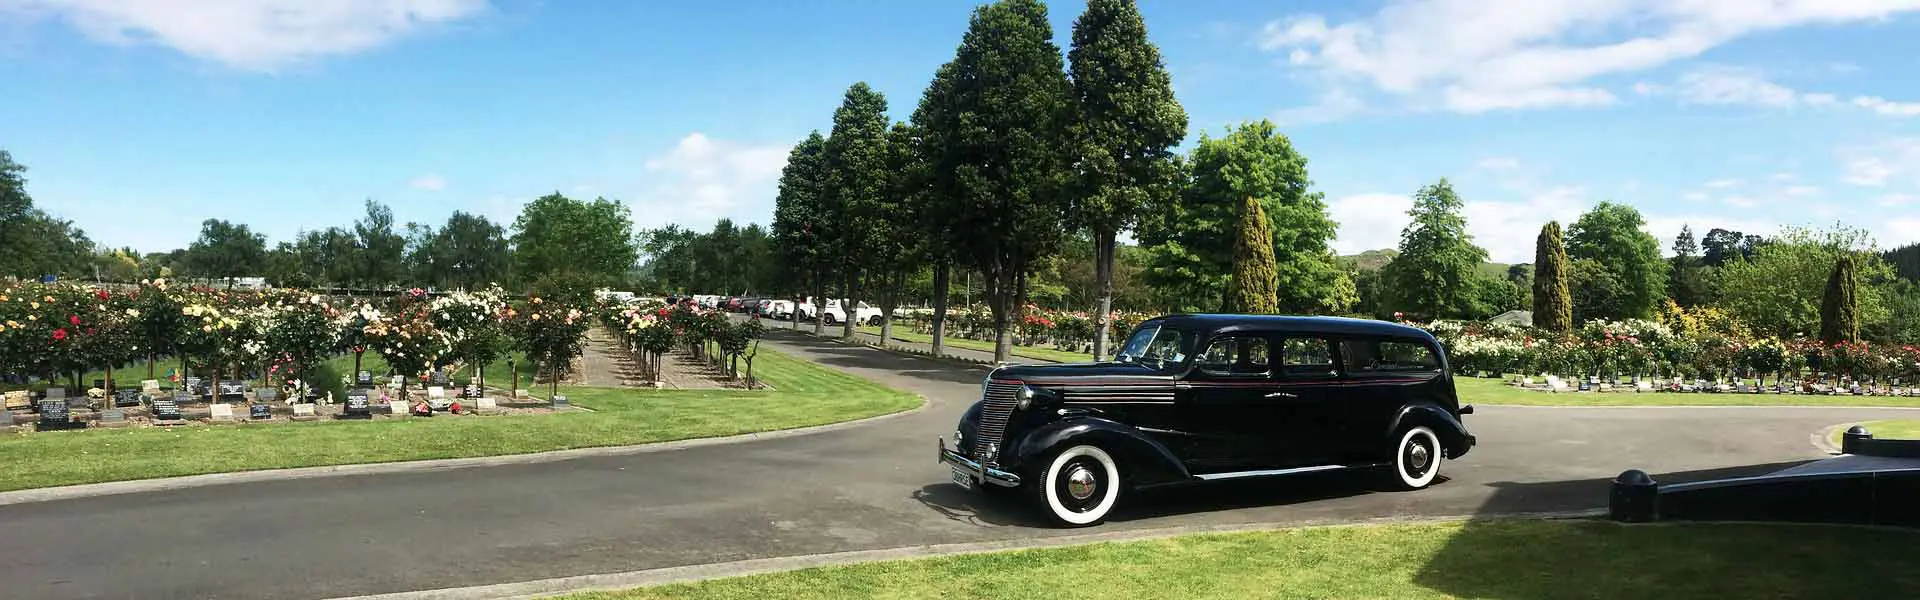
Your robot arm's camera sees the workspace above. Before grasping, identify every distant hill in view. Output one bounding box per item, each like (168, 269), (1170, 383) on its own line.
(1339, 249), (1521, 280)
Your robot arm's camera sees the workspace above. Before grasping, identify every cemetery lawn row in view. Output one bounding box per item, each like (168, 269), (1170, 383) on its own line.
(1, 352), (539, 394)
(561, 520), (1919, 600)
(0, 347), (919, 492)
(1453, 376), (1920, 407)
(854, 326), (1093, 364)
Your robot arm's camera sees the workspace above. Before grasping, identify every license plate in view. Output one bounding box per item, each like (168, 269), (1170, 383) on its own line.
(951, 467), (974, 490)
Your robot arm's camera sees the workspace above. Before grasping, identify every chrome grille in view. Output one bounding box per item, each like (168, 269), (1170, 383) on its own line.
(973, 381), (1021, 466)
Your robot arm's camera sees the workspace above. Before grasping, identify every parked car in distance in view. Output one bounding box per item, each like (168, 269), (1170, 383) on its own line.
(939, 313), (1476, 527)
(764, 299), (797, 319)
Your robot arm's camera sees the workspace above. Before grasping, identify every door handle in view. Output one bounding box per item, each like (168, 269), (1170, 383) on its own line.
(1264, 392), (1298, 399)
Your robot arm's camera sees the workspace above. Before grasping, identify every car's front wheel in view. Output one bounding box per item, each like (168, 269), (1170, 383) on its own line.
(1389, 425), (1443, 490)
(1032, 444), (1122, 527)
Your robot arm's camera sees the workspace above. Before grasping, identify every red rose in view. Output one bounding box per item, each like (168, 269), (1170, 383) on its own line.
(52, 328), (67, 340)
(69, 315), (81, 325)
(86, 327), (96, 335)
(95, 290), (110, 300)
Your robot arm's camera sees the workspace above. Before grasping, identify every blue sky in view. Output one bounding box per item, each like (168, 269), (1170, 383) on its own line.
(3, 0), (1919, 263)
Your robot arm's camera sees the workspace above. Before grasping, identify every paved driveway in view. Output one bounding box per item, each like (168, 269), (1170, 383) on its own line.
(0, 331), (1905, 599)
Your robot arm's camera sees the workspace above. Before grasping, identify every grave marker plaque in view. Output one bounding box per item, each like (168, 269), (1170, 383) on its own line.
(475, 397), (498, 412)
(292, 403), (317, 419)
(429, 370), (451, 388)
(99, 409), (127, 424)
(210, 403), (235, 420)
(37, 399), (70, 428)
(217, 380), (246, 398)
(343, 390), (372, 418)
(152, 395), (184, 422)
(256, 388), (279, 403)
(389, 399), (409, 415)
(355, 370), (374, 387)
(551, 394), (569, 408)
(463, 383), (482, 399)
(45, 387), (65, 400)
(113, 388), (142, 408)
(185, 377), (203, 396)
(0, 409), (12, 427)
(93, 379), (107, 391)
(249, 404), (273, 420)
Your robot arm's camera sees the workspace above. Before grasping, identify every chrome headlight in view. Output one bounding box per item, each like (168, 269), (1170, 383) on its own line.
(1017, 385), (1036, 410)
(954, 428), (964, 446)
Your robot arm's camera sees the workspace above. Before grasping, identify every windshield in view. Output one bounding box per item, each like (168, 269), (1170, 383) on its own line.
(1113, 323), (1190, 371)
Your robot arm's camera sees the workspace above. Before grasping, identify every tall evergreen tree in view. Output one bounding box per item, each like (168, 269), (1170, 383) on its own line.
(909, 62), (963, 358)
(1566, 201), (1669, 319)
(944, 0), (1074, 362)
(820, 82), (891, 340)
(1381, 179), (1487, 319)
(1820, 255), (1860, 343)
(1532, 221), (1573, 335)
(870, 122), (926, 348)
(770, 132), (830, 334)
(1668, 224), (1710, 307)
(1067, 0), (1187, 360)
(1225, 196), (1279, 314)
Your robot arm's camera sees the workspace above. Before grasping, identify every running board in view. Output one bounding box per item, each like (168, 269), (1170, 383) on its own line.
(1193, 463), (1383, 481)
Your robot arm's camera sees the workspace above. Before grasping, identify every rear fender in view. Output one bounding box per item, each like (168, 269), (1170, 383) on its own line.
(1012, 416), (1190, 487)
(1386, 403), (1473, 459)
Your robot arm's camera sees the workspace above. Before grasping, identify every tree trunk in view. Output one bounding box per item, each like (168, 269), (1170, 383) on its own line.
(549, 362), (559, 399)
(840, 269), (857, 341)
(1092, 229), (1116, 362)
(811, 271), (826, 336)
(986, 260), (1012, 364)
(930, 260), (950, 359)
(879, 270), (902, 351)
(147, 351), (156, 379)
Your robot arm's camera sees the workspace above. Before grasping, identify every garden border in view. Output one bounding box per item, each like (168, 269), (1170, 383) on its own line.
(0, 393), (927, 507)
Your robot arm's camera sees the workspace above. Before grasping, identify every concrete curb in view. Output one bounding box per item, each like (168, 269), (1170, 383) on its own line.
(328, 509), (1607, 600)
(1813, 422), (1855, 455)
(0, 395), (928, 507)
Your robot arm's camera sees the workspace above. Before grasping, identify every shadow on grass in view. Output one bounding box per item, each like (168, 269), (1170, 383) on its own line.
(1407, 459), (1920, 600)
(763, 330), (991, 387)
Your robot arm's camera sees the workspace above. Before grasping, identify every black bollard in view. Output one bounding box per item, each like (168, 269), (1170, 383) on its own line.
(1841, 425), (1872, 455)
(1609, 469), (1659, 523)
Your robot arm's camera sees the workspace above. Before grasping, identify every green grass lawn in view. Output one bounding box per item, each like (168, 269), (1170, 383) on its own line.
(1454, 375), (1920, 407)
(856, 326), (1094, 364)
(563, 520), (1918, 600)
(0, 347), (919, 492)
(1829, 419), (1920, 447)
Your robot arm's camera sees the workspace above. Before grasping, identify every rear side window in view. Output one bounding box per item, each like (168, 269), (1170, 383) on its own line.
(1196, 336), (1272, 376)
(1342, 339), (1441, 373)
(1279, 337), (1338, 379)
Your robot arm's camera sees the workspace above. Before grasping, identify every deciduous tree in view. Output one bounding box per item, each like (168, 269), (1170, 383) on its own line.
(1380, 179), (1486, 319)
(1718, 225), (1892, 337)
(352, 200), (407, 288)
(510, 193), (639, 289)
(1566, 201), (1668, 319)
(185, 219), (267, 287)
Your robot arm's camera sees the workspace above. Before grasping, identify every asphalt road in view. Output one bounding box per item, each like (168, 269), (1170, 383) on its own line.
(0, 331), (1910, 599)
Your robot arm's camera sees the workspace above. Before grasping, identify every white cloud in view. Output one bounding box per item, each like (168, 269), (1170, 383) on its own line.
(1681, 191), (1709, 202)
(1261, 1), (1920, 113)
(1887, 218), (1920, 247)
(1273, 87), (1366, 125)
(1476, 157), (1521, 171)
(1722, 195), (1758, 208)
(1703, 178), (1740, 189)
(632, 133), (792, 230)
(1630, 81), (1663, 96)
(1329, 186), (1588, 263)
(1838, 138), (1920, 188)
(1783, 185), (1821, 197)
(1881, 193), (1919, 207)
(1676, 67), (1803, 107)
(0, 0), (487, 71)
(1853, 95), (1920, 117)
(408, 174), (446, 191)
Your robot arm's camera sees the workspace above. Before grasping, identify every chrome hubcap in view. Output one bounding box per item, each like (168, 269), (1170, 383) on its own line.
(1408, 443), (1431, 471)
(1065, 466), (1098, 500)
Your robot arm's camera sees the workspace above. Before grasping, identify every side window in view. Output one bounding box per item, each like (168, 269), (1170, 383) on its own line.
(1342, 339), (1441, 373)
(1279, 337), (1337, 379)
(1196, 336), (1272, 376)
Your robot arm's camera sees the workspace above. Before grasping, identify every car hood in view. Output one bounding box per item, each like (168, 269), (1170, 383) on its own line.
(987, 361), (1178, 384)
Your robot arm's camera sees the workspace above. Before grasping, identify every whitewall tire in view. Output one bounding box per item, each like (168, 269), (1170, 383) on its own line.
(1391, 426), (1443, 490)
(1034, 444), (1121, 527)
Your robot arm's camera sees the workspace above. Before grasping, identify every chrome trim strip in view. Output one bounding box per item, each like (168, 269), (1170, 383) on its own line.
(1061, 401), (1176, 405)
(1194, 464), (1349, 481)
(939, 437), (1022, 488)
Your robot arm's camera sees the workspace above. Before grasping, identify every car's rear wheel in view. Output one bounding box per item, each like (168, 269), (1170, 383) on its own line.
(1032, 444), (1121, 527)
(1389, 425), (1443, 490)
(867, 315), (884, 326)
(823, 314), (838, 325)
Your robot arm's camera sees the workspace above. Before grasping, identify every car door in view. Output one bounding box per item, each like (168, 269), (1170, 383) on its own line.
(1330, 337), (1446, 463)
(1273, 335), (1344, 467)
(1177, 333), (1282, 474)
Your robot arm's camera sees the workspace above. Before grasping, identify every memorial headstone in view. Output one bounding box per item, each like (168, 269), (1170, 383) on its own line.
(4, 390), (29, 410)
(93, 378), (107, 391)
(185, 377), (203, 396)
(429, 370), (451, 388)
(152, 394), (185, 423)
(463, 383), (482, 399)
(141, 379), (160, 393)
(426, 386), (450, 410)
(389, 375), (404, 390)
(37, 398), (73, 429)
(210, 403), (235, 421)
(256, 387), (279, 403)
(46, 387), (65, 400)
(100, 409), (127, 424)
(475, 396), (498, 412)
(389, 399), (409, 415)
(291, 403), (317, 421)
(0, 409), (12, 428)
(113, 388), (142, 408)
(343, 389), (372, 418)
(249, 404), (272, 420)
(1577, 380), (1591, 392)
(217, 380), (246, 399)
(1635, 380), (1653, 393)
(356, 370), (374, 387)
(552, 394), (569, 408)
(1850, 383), (1864, 395)
(1735, 382), (1752, 394)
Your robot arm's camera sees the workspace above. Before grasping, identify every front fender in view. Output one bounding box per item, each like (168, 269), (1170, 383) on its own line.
(1012, 416), (1190, 487)
(1386, 403), (1474, 459)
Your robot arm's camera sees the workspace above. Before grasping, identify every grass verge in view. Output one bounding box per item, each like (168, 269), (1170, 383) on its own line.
(561, 519), (1920, 600)
(1455, 376), (1920, 407)
(856, 325), (1093, 364)
(0, 347), (918, 492)
(1828, 419), (1920, 447)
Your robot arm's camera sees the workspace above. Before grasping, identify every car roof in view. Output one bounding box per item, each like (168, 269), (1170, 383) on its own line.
(1145, 313), (1436, 341)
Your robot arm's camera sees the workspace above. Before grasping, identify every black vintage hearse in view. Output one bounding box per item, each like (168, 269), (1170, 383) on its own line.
(938, 314), (1476, 526)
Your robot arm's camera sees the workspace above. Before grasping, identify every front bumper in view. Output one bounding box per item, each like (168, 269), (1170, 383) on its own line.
(938, 437), (1023, 488)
